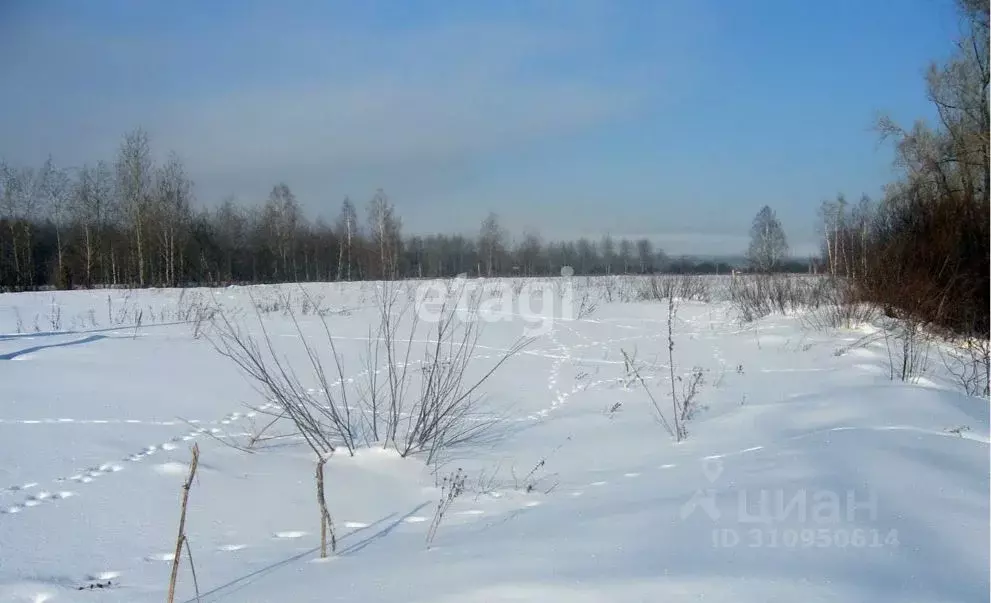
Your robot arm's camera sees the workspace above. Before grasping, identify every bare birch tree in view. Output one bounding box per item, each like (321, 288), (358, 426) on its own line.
(367, 190), (401, 280)
(115, 128), (153, 286)
(747, 205), (788, 273)
(38, 157), (72, 285)
(154, 153), (192, 287)
(335, 197), (358, 281)
(478, 212), (505, 277)
(617, 238), (633, 274)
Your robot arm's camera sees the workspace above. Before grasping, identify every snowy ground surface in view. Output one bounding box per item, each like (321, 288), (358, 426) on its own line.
(0, 278), (988, 602)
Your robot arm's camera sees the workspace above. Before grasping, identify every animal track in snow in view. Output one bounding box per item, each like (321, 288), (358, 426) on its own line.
(7, 482), (38, 492)
(88, 571), (121, 581)
(343, 521), (369, 528)
(2, 352), (487, 535)
(154, 462), (191, 475)
(0, 417), (211, 426)
(145, 552), (175, 562)
(218, 544), (247, 552)
(1, 425), (214, 519)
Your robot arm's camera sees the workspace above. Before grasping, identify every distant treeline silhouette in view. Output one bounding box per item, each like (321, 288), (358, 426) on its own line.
(0, 142), (811, 292)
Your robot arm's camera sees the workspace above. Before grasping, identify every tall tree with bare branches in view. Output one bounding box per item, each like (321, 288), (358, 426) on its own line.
(115, 128), (154, 286)
(335, 197), (358, 281)
(478, 212), (505, 277)
(367, 190), (401, 280)
(747, 206), (788, 273)
(154, 152), (192, 287)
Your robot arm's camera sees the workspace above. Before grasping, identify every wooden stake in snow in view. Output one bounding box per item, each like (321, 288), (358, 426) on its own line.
(167, 444), (200, 603)
(316, 456), (336, 557)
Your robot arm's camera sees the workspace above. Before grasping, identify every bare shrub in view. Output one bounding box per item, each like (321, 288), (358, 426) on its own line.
(510, 278), (526, 296)
(638, 275), (674, 301)
(803, 301), (877, 331)
(676, 274), (712, 302)
(664, 298), (688, 440)
(511, 456), (560, 495)
(841, 173), (989, 339)
(426, 468), (467, 548)
(574, 290), (597, 319)
(620, 297), (698, 441)
(678, 366), (705, 421)
(600, 275), (617, 302)
(171, 291), (220, 338)
(107, 291), (135, 326)
(634, 274), (713, 303)
(48, 296), (62, 331)
(209, 293), (356, 457)
(189, 303), (216, 339)
(211, 281), (528, 464)
(614, 275), (638, 302)
(728, 275), (770, 322)
(883, 318), (932, 383)
(621, 348), (676, 438)
(730, 275), (831, 322)
(369, 281), (531, 463)
(254, 298), (282, 314)
(941, 337), (990, 398)
(132, 308), (143, 339)
(801, 278), (877, 330)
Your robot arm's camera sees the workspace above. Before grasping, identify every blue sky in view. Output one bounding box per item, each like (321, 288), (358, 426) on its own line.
(0, 0), (962, 255)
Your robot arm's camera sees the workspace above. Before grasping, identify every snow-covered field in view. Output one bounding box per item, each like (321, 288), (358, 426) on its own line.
(1, 278), (987, 602)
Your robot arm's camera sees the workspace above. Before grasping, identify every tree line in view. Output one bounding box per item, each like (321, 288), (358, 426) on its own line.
(816, 0), (989, 337)
(1, 135), (810, 292)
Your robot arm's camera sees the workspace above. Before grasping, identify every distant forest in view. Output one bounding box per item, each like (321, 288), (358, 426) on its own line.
(0, 142), (812, 291)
